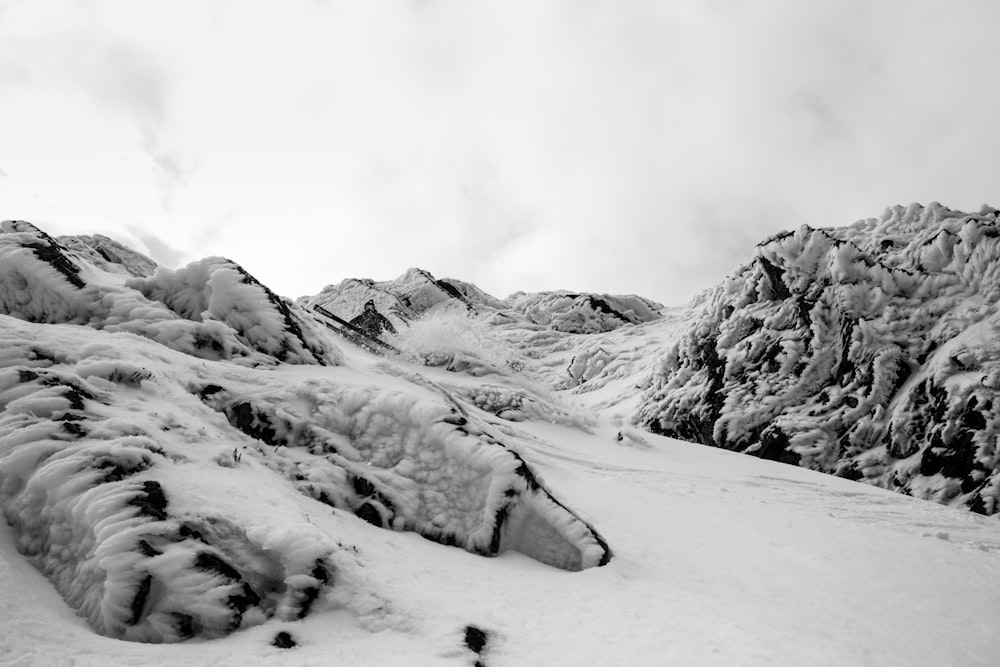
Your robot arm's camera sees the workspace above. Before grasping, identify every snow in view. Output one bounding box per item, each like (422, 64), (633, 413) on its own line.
(2, 216), (1000, 664)
(3, 371), (998, 663)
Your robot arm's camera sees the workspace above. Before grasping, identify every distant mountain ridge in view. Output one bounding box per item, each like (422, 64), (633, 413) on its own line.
(301, 266), (664, 335)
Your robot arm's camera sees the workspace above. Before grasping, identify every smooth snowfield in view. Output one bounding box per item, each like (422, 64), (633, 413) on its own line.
(3, 367), (998, 665)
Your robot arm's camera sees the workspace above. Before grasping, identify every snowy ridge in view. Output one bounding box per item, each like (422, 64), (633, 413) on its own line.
(0, 222), (611, 644)
(0, 221), (337, 366)
(637, 203), (1000, 515)
(57, 233), (159, 278)
(302, 266), (664, 335)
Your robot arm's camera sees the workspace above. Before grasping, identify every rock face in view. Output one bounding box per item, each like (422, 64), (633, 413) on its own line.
(0, 222), (612, 644)
(636, 203), (1000, 515)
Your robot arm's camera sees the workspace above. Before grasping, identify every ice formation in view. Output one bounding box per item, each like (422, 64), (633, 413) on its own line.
(636, 203), (1000, 514)
(0, 222), (611, 644)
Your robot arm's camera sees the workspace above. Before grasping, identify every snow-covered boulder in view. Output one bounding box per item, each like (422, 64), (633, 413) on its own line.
(636, 203), (1000, 515)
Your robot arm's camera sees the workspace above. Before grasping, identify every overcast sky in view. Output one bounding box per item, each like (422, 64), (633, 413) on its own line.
(1, 0), (998, 305)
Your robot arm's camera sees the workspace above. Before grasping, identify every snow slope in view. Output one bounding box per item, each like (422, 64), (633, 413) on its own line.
(1, 216), (999, 664)
(3, 356), (998, 664)
(0, 222), (609, 646)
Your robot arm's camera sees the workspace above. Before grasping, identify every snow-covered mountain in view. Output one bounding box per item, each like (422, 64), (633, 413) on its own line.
(302, 266), (664, 335)
(2, 210), (999, 665)
(0, 221), (609, 644)
(636, 203), (1000, 516)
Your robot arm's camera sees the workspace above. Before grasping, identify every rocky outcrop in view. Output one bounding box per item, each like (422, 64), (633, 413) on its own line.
(636, 203), (1000, 515)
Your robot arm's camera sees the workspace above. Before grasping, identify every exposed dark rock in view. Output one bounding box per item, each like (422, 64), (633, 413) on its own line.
(754, 427), (801, 466)
(464, 625), (488, 654)
(272, 631), (297, 649)
(296, 560), (331, 619)
(349, 299), (397, 338)
(193, 552), (244, 582)
(137, 540), (161, 558)
(354, 502), (383, 527)
(129, 575), (153, 626)
(172, 613), (195, 640)
(225, 402), (280, 446)
(129, 481), (168, 521)
(22, 239), (86, 289)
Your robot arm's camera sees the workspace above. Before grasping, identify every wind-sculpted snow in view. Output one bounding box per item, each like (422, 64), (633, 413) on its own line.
(637, 203), (1000, 515)
(0, 220), (337, 366)
(0, 334), (342, 642)
(0, 229), (611, 642)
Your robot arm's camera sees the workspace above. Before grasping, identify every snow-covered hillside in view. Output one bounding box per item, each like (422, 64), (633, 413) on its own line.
(637, 203), (1000, 515)
(0, 221), (609, 644)
(2, 213), (999, 665)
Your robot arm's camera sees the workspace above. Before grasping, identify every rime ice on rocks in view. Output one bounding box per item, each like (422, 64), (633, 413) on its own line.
(0, 222), (611, 644)
(636, 203), (1000, 515)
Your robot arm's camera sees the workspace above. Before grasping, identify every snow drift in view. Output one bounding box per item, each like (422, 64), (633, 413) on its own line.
(636, 203), (1000, 515)
(0, 222), (611, 643)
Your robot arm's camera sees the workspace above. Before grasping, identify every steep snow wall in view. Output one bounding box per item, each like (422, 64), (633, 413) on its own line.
(636, 203), (1000, 515)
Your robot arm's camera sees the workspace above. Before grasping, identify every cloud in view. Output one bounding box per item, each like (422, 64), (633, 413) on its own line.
(127, 227), (186, 268)
(1, 0), (998, 304)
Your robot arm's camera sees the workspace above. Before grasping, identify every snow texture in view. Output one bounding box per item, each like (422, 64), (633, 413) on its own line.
(0, 222), (612, 644)
(637, 203), (1000, 514)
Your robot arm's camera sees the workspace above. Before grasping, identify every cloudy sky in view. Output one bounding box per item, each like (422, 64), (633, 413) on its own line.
(1, 0), (998, 305)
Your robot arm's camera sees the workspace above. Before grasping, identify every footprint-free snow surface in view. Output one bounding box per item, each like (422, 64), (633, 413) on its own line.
(1, 215), (999, 665)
